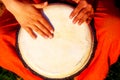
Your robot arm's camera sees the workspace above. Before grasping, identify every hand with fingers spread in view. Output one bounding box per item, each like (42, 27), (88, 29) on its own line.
(70, 0), (94, 25)
(3, 0), (54, 39)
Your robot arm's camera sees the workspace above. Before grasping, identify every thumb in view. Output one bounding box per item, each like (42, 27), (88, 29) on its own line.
(32, 1), (48, 9)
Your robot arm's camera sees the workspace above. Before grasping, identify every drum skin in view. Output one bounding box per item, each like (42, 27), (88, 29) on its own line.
(17, 3), (94, 79)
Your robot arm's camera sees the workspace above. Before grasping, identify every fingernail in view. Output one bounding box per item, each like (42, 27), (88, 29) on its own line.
(44, 36), (48, 39)
(73, 20), (77, 24)
(49, 34), (54, 39)
(78, 21), (82, 25)
(49, 36), (53, 39)
(50, 30), (54, 34)
(69, 15), (73, 19)
(32, 35), (37, 39)
(32, 37), (36, 39)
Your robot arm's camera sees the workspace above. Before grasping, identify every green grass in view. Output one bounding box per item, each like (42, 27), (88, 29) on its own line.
(0, 67), (23, 80)
(106, 57), (120, 80)
(0, 57), (120, 80)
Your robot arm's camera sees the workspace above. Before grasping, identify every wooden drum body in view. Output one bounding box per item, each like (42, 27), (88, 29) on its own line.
(17, 3), (94, 79)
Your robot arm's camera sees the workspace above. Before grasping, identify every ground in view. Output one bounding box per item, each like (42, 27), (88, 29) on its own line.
(0, 57), (120, 80)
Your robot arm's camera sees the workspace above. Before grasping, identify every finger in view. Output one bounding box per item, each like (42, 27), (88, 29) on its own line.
(73, 4), (93, 24)
(86, 10), (94, 24)
(32, 24), (50, 39)
(70, 3), (83, 19)
(78, 11), (94, 25)
(72, 7), (88, 24)
(70, 1), (87, 19)
(38, 15), (54, 33)
(25, 27), (37, 39)
(78, 14), (88, 25)
(86, 17), (92, 24)
(32, 1), (48, 9)
(34, 21), (53, 38)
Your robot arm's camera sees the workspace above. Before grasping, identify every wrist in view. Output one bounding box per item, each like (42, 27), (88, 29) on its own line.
(1, 0), (20, 11)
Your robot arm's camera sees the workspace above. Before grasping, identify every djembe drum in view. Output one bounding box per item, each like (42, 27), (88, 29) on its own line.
(17, 3), (94, 79)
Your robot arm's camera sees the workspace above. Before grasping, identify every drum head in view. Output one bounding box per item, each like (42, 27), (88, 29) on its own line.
(17, 3), (94, 79)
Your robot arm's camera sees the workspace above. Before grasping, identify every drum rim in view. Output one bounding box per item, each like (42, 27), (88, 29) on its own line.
(16, 31), (95, 80)
(15, 3), (95, 79)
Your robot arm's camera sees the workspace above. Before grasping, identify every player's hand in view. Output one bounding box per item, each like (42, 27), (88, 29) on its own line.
(7, 1), (54, 39)
(70, 0), (94, 25)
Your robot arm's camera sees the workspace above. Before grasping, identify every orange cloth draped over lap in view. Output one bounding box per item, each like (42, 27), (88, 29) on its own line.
(75, 0), (120, 80)
(0, 5), (43, 80)
(0, 0), (120, 80)
(0, 0), (43, 80)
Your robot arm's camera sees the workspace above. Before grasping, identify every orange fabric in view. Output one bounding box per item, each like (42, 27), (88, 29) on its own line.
(75, 0), (120, 80)
(0, 9), (43, 80)
(0, 0), (120, 80)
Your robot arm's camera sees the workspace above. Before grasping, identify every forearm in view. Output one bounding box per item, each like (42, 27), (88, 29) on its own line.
(1, 0), (27, 13)
(1, 0), (18, 10)
(1, 0), (17, 6)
